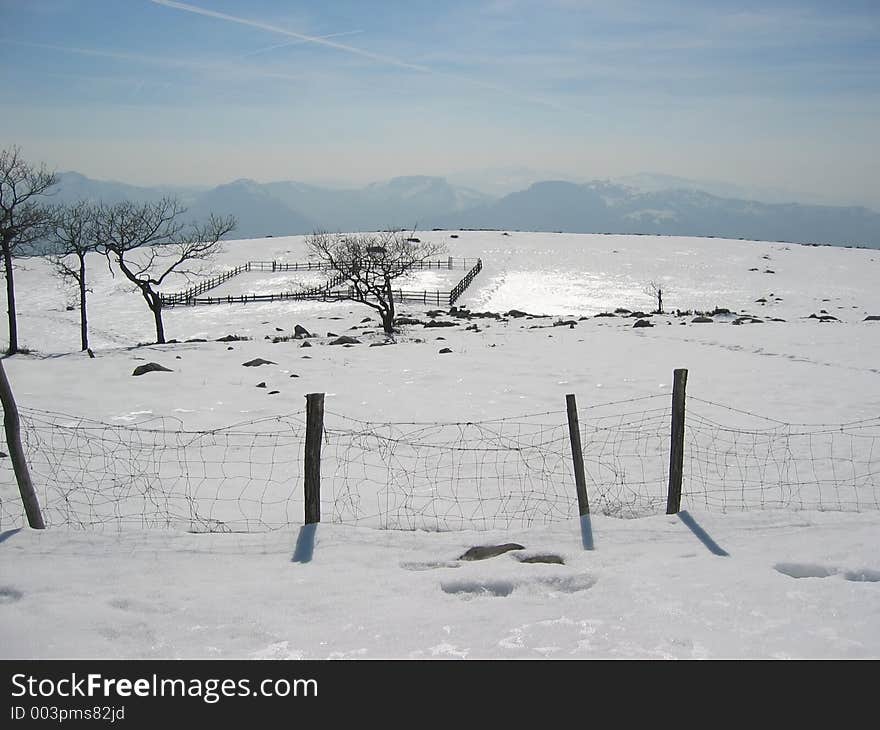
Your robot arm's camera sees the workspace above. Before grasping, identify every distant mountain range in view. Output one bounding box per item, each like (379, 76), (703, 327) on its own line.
(47, 171), (880, 249)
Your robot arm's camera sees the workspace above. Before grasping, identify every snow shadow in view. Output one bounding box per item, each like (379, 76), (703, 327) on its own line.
(0, 528), (22, 546)
(775, 563), (836, 579)
(292, 523), (317, 564)
(580, 514), (594, 550)
(441, 579), (516, 597)
(678, 511), (729, 557)
(843, 569), (880, 582)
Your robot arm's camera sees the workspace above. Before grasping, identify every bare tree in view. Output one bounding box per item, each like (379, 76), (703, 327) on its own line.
(646, 279), (665, 314)
(0, 146), (58, 355)
(98, 197), (236, 344)
(306, 230), (445, 334)
(49, 201), (100, 352)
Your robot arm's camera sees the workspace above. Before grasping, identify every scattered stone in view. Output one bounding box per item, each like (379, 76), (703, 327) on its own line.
(256, 382), (266, 388)
(865, 315), (880, 321)
(394, 317), (422, 326)
(329, 336), (361, 345)
(301, 341), (312, 348)
(360, 317), (372, 323)
(439, 347), (453, 354)
(289, 374), (299, 378)
(755, 298), (767, 304)
(294, 325), (311, 339)
(553, 320), (578, 327)
(692, 316), (714, 323)
(268, 390), (280, 395)
(424, 320), (457, 328)
(227, 347), (234, 351)
(614, 308), (632, 314)
(594, 312), (617, 318)
(426, 310), (446, 318)
(369, 341), (393, 347)
(710, 307), (732, 316)
(748, 267), (759, 272)
(633, 319), (653, 328)
(132, 362), (172, 376)
(459, 543), (525, 561)
(506, 309), (530, 318)
(242, 358), (275, 367)
(764, 269), (775, 274)
(628, 311), (649, 318)
(216, 334), (249, 342)
(185, 338), (207, 343)
(327, 332), (337, 338)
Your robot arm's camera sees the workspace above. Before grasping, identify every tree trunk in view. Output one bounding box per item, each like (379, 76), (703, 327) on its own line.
(78, 252), (88, 351)
(142, 288), (165, 344)
(382, 278), (396, 334)
(4, 245), (17, 355)
(381, 309), (395, 334)
(151, 302), (166, 344)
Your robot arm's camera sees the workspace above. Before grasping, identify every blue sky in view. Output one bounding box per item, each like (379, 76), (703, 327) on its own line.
(1, 0), (878, 206)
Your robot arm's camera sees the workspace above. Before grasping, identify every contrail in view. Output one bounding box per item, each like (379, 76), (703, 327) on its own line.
(150, 0), (432, 73)
(149, 0), (574, 112)
(242, 30), (365, 59)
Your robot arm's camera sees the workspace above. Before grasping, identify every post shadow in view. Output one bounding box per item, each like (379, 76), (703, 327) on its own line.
(580, 514), (594, 551)
(291, 523), (317, 563)
(0, 528), (22, 545)
(678, 510), (729, 557)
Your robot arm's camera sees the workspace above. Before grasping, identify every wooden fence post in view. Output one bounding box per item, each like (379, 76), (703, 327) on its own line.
(666, 368), (688, 514)
(304, 393), (325, 525)
(0, 360), (45, 529)
(566, 394), (590, 515)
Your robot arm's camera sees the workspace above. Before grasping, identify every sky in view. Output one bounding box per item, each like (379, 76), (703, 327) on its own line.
(1, 0), (879, 207)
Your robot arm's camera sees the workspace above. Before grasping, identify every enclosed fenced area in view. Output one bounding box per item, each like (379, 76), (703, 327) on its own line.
(2, 371), (879, 533)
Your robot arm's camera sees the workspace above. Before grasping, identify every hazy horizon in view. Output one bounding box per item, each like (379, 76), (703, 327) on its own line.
(3, 1), (878, 208)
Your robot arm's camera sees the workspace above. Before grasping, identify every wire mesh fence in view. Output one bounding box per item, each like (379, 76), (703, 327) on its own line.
(0, 409), (306, 533)
(683, 398), (880, 514)
(1, 394), (879, 532)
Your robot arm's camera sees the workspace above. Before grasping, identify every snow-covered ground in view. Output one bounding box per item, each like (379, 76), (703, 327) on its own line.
(1, 231), (879, 658)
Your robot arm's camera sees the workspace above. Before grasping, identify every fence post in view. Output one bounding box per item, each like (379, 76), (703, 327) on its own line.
(0, 360), (45, 529)
(666, 368), (688, 514)
(304, 393), (325, 525)
(565, 394), (590, 515)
